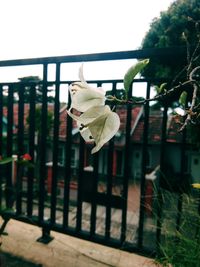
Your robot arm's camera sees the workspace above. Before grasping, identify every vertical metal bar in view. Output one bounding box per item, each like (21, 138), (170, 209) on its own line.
(17, 84), (25, 156)
(16, 84), (25, 214)
(6, 85), (14, 156)
(120, 104), (132, 244)
(137, 82), (151, 249)
(38, 64), (48, 223)
(63, 91), (72, 228)
(0, 85), (3, 209)
(105, 137), (114, 239)
(27, 84), (36, 216)
(90, 153), (99, 236)
(50, 63), (60, 224)
(176, 129), (186, 232)
(6, 85), (14, 208)
(156, 105), (168, 249)
(105, 82), (116, 240)
(120, 83), (133, 244)
(105, 83), (116, 239)
(0, 85), (3, 156)
(90, 81), (101, 236)
(76, 137), (85, 232)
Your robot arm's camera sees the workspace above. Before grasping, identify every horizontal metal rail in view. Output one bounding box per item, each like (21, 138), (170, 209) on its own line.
(0, 46), (186, 67)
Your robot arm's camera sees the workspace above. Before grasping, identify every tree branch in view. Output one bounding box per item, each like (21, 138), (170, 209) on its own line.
(179, 66), (200, 131)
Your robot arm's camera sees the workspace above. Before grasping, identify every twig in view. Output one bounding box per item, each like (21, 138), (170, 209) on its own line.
(136, 80), (193, 105)
(107, 80), (195, 106)
(179, 66), (200, 131)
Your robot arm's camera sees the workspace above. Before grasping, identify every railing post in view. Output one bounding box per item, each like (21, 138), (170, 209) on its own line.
(37, 227), (54, 244)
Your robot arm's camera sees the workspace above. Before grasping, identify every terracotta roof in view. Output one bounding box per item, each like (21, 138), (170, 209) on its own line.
(59, 106), (81, 140)
(118, 106), (142, 133)
(166, 115), (183, 143)
(59, 106), (67, 139)
(132, 111), (184, 144)
(132, 111), (163, 144)
(3, 103), (54, 134)
(3, 103), (184, 144)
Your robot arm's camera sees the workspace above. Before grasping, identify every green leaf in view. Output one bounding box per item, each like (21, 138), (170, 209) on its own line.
(155, 83), (167, 94)
(0, 157), (13, 165)
(154, 85), (159, 94)
(123, 59), (149, 93)
(158, 83), (167, 94)
(18, 160), (34, 168)
(179, 91), (187, 107)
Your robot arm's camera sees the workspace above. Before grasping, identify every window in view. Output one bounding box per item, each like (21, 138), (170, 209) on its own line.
(71, 148), (76, 167)
(58, 146), (76, 167)
(58, 146), (65, 166)
(85, 147), (93, 167)
(99, 149), (107, 176)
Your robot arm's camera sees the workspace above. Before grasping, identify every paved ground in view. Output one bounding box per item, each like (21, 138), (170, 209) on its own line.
(0, 218), (159, 267)
(24, 183), (142, 243)
(30, 202), (140, 242)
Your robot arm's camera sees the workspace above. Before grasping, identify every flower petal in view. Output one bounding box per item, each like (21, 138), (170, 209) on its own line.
(88, 108), (120, 153)
(68, 64), (106, 112)
(78, 64), (88, 86)
(74, 89), (105, 112)
(68, 65), (121, 153)
(69, 82), (105, 112)
(67, 106), (109, 125)
(67, 105), (120, 153)
(79, 127), (94, 142)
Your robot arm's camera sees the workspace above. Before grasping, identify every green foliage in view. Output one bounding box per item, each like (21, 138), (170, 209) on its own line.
(156, 192), (200, 267)
(0, 157), (13, 164)
(26, 107), (54, 136)
(140, 0), (200, 138)
(17, 76), (54, 103)
(179, 91), (188, 107)
(155, 83), (167, 94)
(123, 59), (149, 93)
(141, 0), (200, 80)
(18, 76), (40, 83)
(0, 155), (33, 167)
(17, 159), (34, 168)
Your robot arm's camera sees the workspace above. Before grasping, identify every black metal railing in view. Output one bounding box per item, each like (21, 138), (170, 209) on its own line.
(0, 47), (197, 256)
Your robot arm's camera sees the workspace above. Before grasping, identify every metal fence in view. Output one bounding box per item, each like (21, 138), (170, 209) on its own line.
(0, 47), (198, 257)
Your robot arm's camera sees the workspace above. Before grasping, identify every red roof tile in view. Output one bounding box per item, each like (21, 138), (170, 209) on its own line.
(3, 103), (185, 144)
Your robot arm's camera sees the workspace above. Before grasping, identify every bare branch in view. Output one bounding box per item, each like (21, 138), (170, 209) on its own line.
(134, 80), (193, 105)
(179, 66), (200, 131)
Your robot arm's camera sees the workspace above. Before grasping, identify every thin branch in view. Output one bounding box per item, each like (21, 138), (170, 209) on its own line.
(136, 80), (193, 105)
(179, 66), (200, 131)
(171, 65), (188, 86)
(106, 80), (196, 106)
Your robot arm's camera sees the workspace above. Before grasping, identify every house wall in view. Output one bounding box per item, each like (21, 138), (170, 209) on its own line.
(164, 143), (182, 173)
(188, 152), (200, 183)
(47, 140), (199, 189)
(130, 144), (161, 181)
(131, 146), (142, 181)
(149, 145), (161, 168)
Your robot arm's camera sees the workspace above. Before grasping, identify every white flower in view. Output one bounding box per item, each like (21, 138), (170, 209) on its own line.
(69, 64), (105, 112)
(67, 105), (120, 154)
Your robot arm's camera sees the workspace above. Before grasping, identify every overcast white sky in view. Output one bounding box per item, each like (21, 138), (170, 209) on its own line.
(0, 0), (174, 59)
(0, 0), (175, 100)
